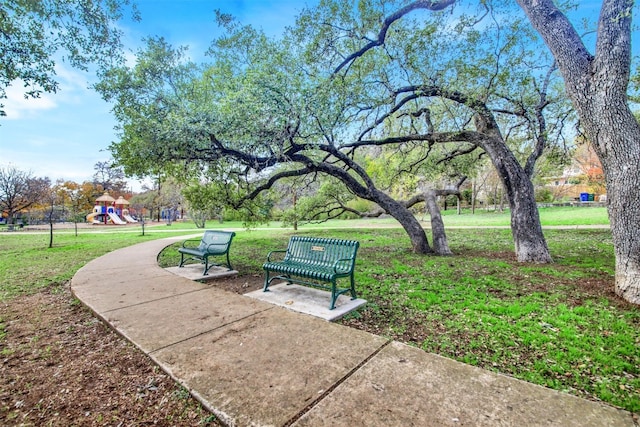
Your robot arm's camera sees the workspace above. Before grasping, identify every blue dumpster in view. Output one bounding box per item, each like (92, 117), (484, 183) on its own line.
(580, 193), (589, 202)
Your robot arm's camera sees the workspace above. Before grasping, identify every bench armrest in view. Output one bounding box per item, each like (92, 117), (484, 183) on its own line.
(266, 249), (287, 262)
(332, 257), (356, 274)
(205, 242), (230, 252)
(181, 238), (201, 248)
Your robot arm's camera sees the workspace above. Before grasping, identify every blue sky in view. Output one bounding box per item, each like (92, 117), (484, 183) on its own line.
(0, 1), (614, 192)
(0, 0), (309, 191)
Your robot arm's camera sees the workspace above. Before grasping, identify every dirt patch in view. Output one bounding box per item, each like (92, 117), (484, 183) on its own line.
(0, 285), (220, 426)
(207, 274), (264, 295)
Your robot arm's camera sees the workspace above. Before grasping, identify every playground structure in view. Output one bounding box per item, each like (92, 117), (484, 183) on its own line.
(86, 193), (138, 225)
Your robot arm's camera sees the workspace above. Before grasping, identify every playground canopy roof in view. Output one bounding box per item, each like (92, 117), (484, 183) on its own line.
(96, 192), (116, 203)
(115, 196), (130, 205)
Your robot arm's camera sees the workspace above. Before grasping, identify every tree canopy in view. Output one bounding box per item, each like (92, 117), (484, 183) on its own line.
(98, 2), (576, 262)
(0, 0), (137, 116)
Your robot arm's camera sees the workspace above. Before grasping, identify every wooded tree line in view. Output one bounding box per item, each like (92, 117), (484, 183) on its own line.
(2, 0), (639, 304)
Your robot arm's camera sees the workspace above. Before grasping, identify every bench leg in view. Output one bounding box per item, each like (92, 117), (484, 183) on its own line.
(263, 272), (292, 292)
(263, 271), (271, 292)
(179, 253), (186, 268)
(226, 252), (233, 270)
(203, 257), (210, 275)
(349, 273), (358, 299)
(328, 281), (340, 310)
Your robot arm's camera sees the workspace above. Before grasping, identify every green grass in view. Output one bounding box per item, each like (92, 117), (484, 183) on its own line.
(439, 206), (609, 226)
(1, 211), (638, 414)
(0, 229), (194, 300)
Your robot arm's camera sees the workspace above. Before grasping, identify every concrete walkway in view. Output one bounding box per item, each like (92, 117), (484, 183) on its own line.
(70, 236), (635, 427)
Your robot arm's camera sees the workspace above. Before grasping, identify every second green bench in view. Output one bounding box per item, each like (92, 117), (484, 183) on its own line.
(178, 230), (236, 275)
(262, 236), (360, 310)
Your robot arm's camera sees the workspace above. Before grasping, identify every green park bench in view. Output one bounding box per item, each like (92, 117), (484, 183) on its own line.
(178, 230), (236, 275)
(262, 236), (360, 310)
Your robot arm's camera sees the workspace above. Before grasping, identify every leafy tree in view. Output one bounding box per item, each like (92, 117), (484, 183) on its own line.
(55, 180), (96, 235)
(97, 36), (438, 253)
(296, 0), (578, 262)
(516, 0), (640, 303)
(0, 0), (137, 116)
(97, 3), (571, 263)
(182, 181), (226, 228)
(0, 165), (50, 224)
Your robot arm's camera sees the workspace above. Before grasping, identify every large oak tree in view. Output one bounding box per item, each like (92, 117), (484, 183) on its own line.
(98, 2), (572, 263)
(296, 0), (575, 263)
(517, 0), (640, 303)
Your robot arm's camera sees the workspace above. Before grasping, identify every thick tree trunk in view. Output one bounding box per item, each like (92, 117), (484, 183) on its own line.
(583, 45), (640, 303)
(476, 120), (552, 263)
(506, 171), (551, 263)
(373, 189), (434, 254)
(496, 155), (551, 263)
(582, 62), (640, 303)
(324, 168), (434, 254)
(424, 189), (453, 255)
(606, 145), (640, 303)
(517, 0), (640, 302)
(290, 157), (434, 254)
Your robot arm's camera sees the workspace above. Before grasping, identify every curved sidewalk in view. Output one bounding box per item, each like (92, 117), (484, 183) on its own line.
(71, 236), (634, 427)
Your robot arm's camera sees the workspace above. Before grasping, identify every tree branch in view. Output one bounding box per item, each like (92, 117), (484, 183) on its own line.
(333, 0), (455, 74)
(516, 0), (594, 87)
(346, 130), (486, 149)
(525, 61), (557, 177)
(238, 167), (315, 206)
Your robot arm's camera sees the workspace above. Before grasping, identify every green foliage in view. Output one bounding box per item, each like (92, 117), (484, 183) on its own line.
(1, 0), (137, 116)
(98, 1), (580, 266)
(97, 1), (567, 196)
(182, 181), (226, 227)
(535, 187), (555, 203)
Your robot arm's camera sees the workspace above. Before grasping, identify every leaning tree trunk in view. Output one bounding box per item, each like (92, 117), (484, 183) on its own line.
(372, 189), (434, 254)
(490, 148), (551, 263)
(504, 168), (551, 263)
(424, 189), (453, 255)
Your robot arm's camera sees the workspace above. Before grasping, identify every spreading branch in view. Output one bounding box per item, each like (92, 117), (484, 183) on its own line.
(333, 0), (455, 74)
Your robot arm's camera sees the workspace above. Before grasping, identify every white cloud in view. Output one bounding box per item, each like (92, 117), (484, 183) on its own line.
(3, 83), (58, 120)
(2, 62), (97, 120)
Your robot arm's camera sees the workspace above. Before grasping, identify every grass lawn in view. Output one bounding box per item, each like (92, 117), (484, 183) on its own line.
(1, 207), (638, 414)
(439, 205), (610, 226)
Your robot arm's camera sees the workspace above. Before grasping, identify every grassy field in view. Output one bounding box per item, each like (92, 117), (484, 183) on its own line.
(440, 205), (610, 226)
(1, 205), (608, 236)
(2, 206), (638, 414)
